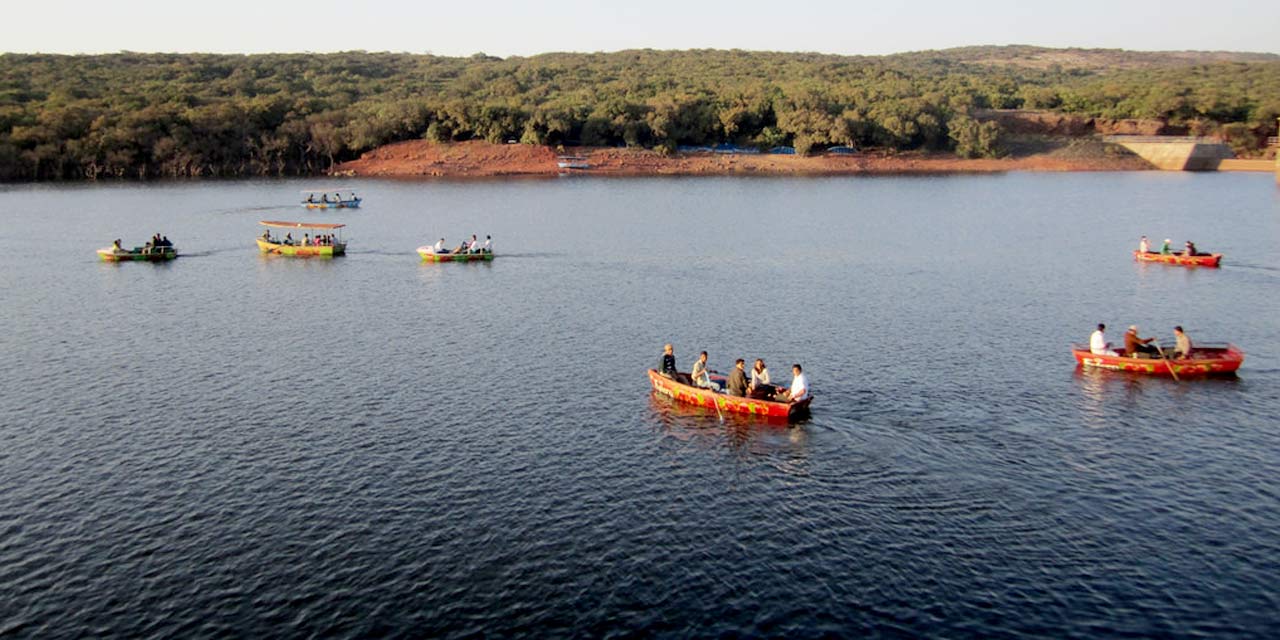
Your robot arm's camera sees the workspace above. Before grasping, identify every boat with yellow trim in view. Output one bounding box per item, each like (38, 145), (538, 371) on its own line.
(257, 221), (346, 257)
(301, 190), (361, 209)
(416, 246), (495, 262)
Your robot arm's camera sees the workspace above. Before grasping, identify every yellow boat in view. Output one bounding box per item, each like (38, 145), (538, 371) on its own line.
(256, 220), (347, 257)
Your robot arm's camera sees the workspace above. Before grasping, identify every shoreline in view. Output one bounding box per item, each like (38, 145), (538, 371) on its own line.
(331, 139), (1154, 178)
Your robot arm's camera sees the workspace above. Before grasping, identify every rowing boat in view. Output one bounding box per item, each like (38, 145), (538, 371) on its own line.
(1071, 343), (1244, 376)
(301, 189), (361, 209)
(257, 220), (346, 257)
(647, 369), (811, 420)
(1133, 250), (1222, 267)
(417, 247), (494, 262)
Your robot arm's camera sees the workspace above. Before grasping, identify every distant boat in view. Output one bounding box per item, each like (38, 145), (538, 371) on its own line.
(768, 146), (796, 155)
(97, 244), (177, 262)
(556, 155), (590, 170)
(417, 246), (495, 262)
(301, 189), (361, 209)
(257, 221), (346, 257)
(1133, 250), (1222, 267)
(826, 146), (858, 155)
(1071, 343), (1244, 376)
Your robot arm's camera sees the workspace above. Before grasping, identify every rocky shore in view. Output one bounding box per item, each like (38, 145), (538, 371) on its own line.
(331, 139), (1153, 179)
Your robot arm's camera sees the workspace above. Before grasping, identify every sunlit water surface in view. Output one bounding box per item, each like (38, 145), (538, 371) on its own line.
(2, 173), (1278, 637)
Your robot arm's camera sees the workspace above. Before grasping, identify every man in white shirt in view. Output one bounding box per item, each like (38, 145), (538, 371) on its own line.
(434, 238), (446, 253)
(1138, 236), (1149, 253)
(1090, 323), (1118, 356)
(786, 364), (809, 403)
(482, 235), (492, 253)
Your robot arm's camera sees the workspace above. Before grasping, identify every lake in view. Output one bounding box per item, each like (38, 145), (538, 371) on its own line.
(2, 172), (1278, 637)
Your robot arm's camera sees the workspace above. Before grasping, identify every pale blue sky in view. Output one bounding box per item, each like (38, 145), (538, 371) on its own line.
(9, 0), (1277, 56)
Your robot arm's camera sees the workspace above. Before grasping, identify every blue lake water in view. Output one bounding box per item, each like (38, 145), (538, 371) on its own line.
(1, 172), (1279, 637)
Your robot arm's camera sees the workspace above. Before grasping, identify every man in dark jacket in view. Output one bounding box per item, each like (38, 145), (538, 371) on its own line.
(726, 359), (749, 396)
(658, 344), (677, 378)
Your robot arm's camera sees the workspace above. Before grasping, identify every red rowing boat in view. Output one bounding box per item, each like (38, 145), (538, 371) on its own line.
(647, 369), (811, 420)
(1133, 250), (1222, 267)
(1071, 343), (1244, 376)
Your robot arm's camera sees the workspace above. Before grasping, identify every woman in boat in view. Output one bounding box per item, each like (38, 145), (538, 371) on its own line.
(748, 359), (773, 399)
(1184, 241), (1199, 256)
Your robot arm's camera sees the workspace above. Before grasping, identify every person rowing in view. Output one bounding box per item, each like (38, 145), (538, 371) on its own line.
(691, 351), (716, 390)
(1124, 325), (1159, 357)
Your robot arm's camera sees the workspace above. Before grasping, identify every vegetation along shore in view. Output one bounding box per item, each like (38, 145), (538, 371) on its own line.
(1, 46), (1277, 181)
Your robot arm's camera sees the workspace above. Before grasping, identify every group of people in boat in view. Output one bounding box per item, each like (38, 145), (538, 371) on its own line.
(658, 344), (809, 403)
(262, 231), (339, 247)
(1090, 323), (1193, 359)
(1138, 235), (1205, 257)
(112, 233), (173, 255)
(304, 192), (359, 204)
(431, 234), (493, 254)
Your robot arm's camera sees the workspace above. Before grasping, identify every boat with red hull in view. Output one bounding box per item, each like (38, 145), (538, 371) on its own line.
(1071, 343), (1244, 376)
(647, 369), (811, 420)
(1133, 250), (1222, 267)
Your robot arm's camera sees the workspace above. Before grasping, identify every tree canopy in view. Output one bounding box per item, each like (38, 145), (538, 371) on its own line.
(1, 46), (1276, 179)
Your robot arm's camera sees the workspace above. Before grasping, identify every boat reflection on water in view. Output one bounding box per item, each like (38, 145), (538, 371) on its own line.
(647, 392), (811, 470)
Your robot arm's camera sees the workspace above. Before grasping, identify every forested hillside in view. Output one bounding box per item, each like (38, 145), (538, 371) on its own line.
(1, 46), (1277, 179)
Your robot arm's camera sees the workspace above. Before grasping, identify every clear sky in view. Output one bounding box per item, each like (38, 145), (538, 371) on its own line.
(8, 0), (1277, 57)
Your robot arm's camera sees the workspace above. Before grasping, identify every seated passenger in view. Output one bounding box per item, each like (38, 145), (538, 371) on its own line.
(1161, 239), (1172, 255)
(727, 359), (749, 397)
(1173, 326), (1193, 359)
(748, 359), (773, 399)
(780, 364), (809, 403)
(1184, 241), (1199, 256)
(1138, 235), (1149, 253)
(482, 235), (492, 253)
(284, 233), (293, 245)
(434, 238), (447, 253)
(1090, 324), (1118, 356)
(658, 344), (677, 378)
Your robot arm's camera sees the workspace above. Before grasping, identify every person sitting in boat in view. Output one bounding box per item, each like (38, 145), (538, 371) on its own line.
(160, 236), (171, 247)
(748, 359), (773, 399)
(1184, 241), (1199, 256)
(334, 192), (342, 203)
(468, 234), (480, 254)
(306, 193), (315, 203)
(284, 232), (294, 245)
(434, 238), (447, 254)
(111, 238), (123, 252)
(1173, 326), (1193, 359)
(1161, 239), (1172, 255)
(482, 235), (492, 253)
(1124, 325), (1159, 358)
(1090, 324), (1118, 356)
(1139, 235), (1150, 253)
(691, 351), (716, 390)
(262, 230), (271, 243)
(727, 359), (749, 397)
(778, 364), (809, 403)
(658, 344), (677, 379)
(321, 194), (330, 203)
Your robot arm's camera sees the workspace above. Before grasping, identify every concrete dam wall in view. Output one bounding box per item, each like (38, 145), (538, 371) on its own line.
(1104, 136), (1236, 171)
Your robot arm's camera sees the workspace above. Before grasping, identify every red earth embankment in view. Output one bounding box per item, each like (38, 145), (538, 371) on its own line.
(332, 139), (1151, 178)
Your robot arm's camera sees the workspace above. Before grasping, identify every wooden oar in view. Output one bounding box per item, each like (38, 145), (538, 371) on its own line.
(1155, 344), (1180, 382)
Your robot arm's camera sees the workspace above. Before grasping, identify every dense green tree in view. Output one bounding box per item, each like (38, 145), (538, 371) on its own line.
(0, 47), (1276, 179)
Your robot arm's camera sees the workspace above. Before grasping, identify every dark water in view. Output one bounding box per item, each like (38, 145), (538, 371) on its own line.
(2, 173), (1279, 637)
